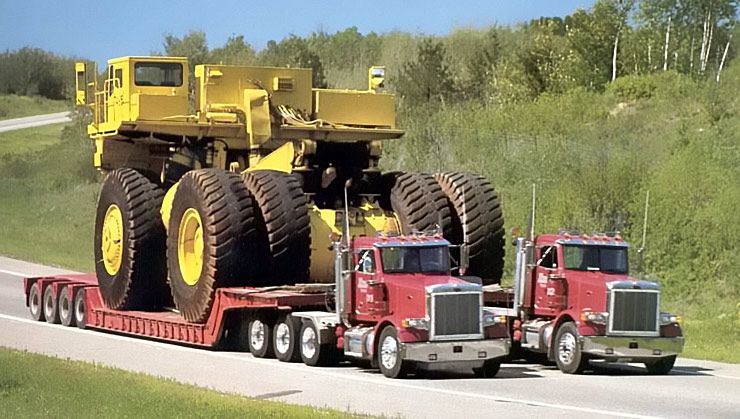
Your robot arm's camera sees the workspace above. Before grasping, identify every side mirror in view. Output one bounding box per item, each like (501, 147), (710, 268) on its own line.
(368, 66), (385, 92)
(75, 62), (87, 105)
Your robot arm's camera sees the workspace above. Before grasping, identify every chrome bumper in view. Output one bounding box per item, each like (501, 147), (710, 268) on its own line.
(400, 339), (510, 366)
(580, 336), (684, 361)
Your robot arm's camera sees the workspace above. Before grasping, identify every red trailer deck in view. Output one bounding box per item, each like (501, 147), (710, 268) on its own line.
(24, 275), (328, 347)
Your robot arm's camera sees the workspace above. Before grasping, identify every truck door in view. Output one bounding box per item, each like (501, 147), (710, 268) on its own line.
(533, 245), (567, 315)
(105, 64), (126, 123)
(353, 248), (386, 319)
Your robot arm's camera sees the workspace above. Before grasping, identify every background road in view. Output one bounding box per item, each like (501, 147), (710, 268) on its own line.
(0, 257), (738, 418)
(0, 112), (72, 133)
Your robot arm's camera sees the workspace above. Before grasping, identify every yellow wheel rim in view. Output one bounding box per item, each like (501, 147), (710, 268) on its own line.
(177, 208), (204, 286)
(101, 204), (124, 276)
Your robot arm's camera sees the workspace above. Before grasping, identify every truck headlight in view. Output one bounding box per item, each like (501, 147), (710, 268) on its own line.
(660, 312), (682, 325)
(580, 311), (608, 324)
(482, 308), (507, 325)
(401, 318), (429, 330)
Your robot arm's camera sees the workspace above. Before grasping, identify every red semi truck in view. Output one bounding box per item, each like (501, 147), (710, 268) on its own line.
(487, 230), (685, 374)
(25, 233), (510, 378)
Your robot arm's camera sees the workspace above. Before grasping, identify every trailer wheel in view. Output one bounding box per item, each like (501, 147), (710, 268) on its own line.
(28, 283), (44, 322)
(74, 289), (87, 329)
(58, 286), (76, 327)
(248, 318), (275, 358)
(554, 322), (588, 374)
(95, 168), (168, 310)
(242, 170), (310, 286)
(274, 315), (301, 362)
(645, 355), (676, 375)
(43, 286), (60, 324)
(378, 325), (408, 378)
(389, 172), (451, 235)
(167, 169), (259, 323)
(473, 359), (501, 378)
(299, 322), (338, 367)
(435, 172), (505, 284)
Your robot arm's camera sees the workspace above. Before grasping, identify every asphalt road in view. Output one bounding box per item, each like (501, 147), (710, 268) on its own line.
(0, 111), (72, 133)
(0, 256), (738, 418)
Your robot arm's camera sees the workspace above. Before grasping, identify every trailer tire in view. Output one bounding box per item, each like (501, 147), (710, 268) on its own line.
(299, 322), (337, 367)
(95, 168), (168, 310)
(473, 359), (501, 378)
(435, 172), (505, 284)
(167, 169), (259, 323)
(248, 318), (275, 358)
(645, 355), (676, 375)
(28, 283), (44, 322)
(74, 289), (87, 329)
(274, 315), (301, 362)
(554, 322), (588, 374)
(242, 170), (310, 286)
(390, 172), (451, 235)
(43, 285), (60, 324)
(58, 286), (76, 327)
(378, 325), (408, 379)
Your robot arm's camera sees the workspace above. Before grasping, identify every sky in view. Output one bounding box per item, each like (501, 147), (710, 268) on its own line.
(0, 0), (596, 66)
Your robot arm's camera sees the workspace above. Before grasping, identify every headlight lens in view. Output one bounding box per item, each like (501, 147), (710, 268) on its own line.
(660, 312), (682, 325)
(580, 311), (608, 324)
(401, 318), (429, 330)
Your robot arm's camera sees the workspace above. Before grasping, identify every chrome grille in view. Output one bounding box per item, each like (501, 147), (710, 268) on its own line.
(430, 291), (483, 341)
(608, 289), (659, 336)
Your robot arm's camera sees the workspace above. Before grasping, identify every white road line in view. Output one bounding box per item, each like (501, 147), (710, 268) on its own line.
(0, 312), (659, 419)
(0, 268), (34, 278)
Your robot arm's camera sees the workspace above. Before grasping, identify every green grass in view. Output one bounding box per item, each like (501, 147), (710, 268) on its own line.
(0, 94), (69, 120)
(0, 348), (367, 418)
(0, 123), (67, 156)
(666, 298), (740, 363)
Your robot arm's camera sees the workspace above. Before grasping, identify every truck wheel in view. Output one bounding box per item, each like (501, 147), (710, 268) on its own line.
(435, 172), (504, 284)
(74, 289), (87, 329)
(28, 283), (45, 322)
(645, 355), (676, 375)
(248, 318), (275, 358)
(43, 286), (60, 324)
(242, 170), (310, 286)
(299, 321), (337, 367)
(390, 172), (451, 235)
(378, 325), (408, 378)
(554, 322), (588, 374)
(58, 286), (76, 327)
(167, 169), (259, 323)
(473, 359), (501, 378)
(274, 315), (301, 362)
(95, 168), (167, 310)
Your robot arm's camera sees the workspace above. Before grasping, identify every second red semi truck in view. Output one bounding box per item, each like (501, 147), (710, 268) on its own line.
(25, 232), (511, 379)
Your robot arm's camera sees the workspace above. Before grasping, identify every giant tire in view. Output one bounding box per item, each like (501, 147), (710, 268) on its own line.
(167, 169), (259, 323)
(388, 172), (451, 235)
(435, 172), (505, 284)
(242, 170), (310, 285)
(94, 168), (167, 310)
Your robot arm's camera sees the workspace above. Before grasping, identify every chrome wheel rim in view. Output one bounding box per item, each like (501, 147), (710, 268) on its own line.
(44, 290), (54, 317)
(59, 290), (70, 320)
(301, 326), (317, 360)
(30, 288), (40, 316)
(75, 295), (85, 322)
(558, 332), (577, 365)
(380, 335), (398, 371)
(275, 322), (291, 354)
(250, 320), (266, 351)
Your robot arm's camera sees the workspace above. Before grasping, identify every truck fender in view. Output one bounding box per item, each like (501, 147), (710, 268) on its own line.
(291, 311), (340, 345)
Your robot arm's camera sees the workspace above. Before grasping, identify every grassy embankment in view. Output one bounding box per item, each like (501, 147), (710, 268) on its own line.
(0, 348), (365, 418)
(0, 94), (68, 120)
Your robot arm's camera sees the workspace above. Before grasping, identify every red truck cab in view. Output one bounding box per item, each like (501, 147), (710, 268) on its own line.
(297, 234), (510, 378)
(509, 231), (684, 374)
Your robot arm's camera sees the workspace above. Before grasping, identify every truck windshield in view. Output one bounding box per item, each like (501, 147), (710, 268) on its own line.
(563, 245), (628, 274)
(380, 246), (450, 274)
(134, 62), (183, 87)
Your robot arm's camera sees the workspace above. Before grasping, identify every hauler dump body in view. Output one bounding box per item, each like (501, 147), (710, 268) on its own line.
(25, 233), (510, 378)
(486, 230), (684, 374)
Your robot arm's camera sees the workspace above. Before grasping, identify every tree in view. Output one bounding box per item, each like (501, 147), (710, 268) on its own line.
(163, 31), (210, 69)
(210, 35), (256, 65)
(394, 38), (458, 105)
(258, 35), (327, 87)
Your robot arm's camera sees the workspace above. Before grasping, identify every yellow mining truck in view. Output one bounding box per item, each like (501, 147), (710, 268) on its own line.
(75, 56), (504, 322)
